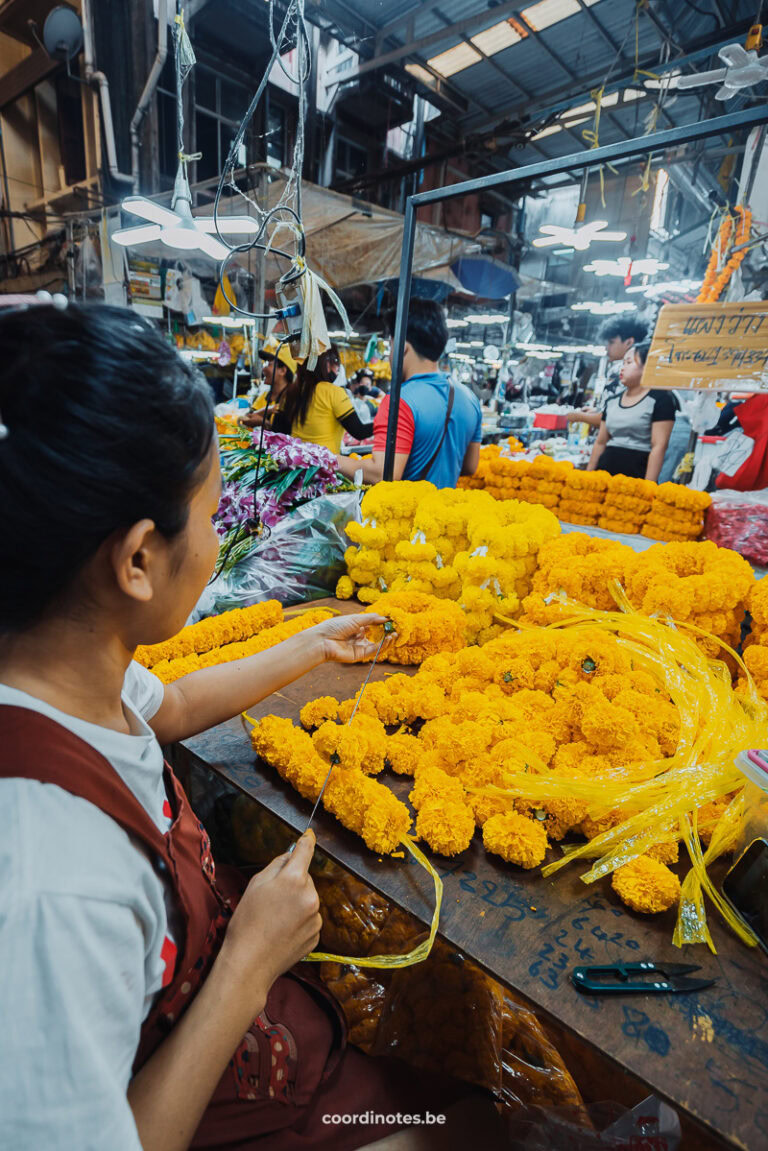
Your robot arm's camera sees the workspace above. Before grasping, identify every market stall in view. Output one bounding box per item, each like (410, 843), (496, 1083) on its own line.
(168, 598), (767, 1151)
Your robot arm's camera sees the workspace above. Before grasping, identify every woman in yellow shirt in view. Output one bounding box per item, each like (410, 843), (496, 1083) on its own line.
(244, 341), (373, 452)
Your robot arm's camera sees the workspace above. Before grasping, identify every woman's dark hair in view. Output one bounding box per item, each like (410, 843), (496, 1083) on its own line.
(281, 345), (340, 428)
(599, 316), (648, 344)
(634, 340), (651, 366)
(387, 298), (448, 362)
(0, 303), (214, 631)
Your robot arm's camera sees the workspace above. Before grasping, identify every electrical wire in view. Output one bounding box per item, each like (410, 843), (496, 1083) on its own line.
(211, 0), (311, 320)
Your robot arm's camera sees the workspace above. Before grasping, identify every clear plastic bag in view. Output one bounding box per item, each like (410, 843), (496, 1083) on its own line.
(733, 751), (768, 862)
(213, 490), (362, 610)
(705, 488), (768, 565)
(508, 1095), (680, 1150)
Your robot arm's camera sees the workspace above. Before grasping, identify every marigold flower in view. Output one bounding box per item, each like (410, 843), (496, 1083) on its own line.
(385, 732), (422, 775)
(336, 575), (355, 600)
(409, 763), (467, 809)
(312, 715), (388, 774)
(416, 798), (475, 855)
(611, 855), (681, 913)
(300, 696), (339, 729)
(482, 811), (548, 869)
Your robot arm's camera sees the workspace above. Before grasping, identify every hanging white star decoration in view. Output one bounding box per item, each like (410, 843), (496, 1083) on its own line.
(532, 219), (627, 250)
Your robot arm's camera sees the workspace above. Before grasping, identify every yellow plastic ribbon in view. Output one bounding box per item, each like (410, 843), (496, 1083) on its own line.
(302, 835), (442, 969)
(468, 595), (768, 951)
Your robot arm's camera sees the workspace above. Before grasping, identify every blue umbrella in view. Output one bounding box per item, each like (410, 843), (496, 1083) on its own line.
(451, 256), (520, 299)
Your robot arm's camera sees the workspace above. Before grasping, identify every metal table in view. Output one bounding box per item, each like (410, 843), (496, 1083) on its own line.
(175, 600), (768, 1150)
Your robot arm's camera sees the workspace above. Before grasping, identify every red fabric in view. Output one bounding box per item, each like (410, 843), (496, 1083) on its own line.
(0, 705), (462, 1149)
(716, 394), (768, 491)
(373, 397), (415, 457)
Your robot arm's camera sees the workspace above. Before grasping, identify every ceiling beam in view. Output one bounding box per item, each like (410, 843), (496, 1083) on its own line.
(349, 0), (530, 78)
(377, 0), (446, 41)
(458, 22), (751, 135)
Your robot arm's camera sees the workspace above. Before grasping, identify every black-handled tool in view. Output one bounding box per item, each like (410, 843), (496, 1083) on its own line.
(572, 961), (717, 995)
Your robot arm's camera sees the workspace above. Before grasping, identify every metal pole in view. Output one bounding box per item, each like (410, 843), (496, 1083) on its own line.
(383, 196), (416, 482)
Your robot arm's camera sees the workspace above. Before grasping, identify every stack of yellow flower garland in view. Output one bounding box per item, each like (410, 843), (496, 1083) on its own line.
(465, 444), (711, 539)
(250, 603), (766, 948)
(642, 484), (712, 542)
(521, 534), (755, 665)
(518, 456), (574, 509)
(135, 601), (333, 683)
(482, 456), (531, 500)
(458, 438), (523, 492)
(336, 481), (559, 644)
(598, 476), (656, 535)
(558, 469), (610, 527)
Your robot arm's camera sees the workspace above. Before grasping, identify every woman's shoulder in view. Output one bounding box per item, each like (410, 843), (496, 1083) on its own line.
(0, 774), (167, 911)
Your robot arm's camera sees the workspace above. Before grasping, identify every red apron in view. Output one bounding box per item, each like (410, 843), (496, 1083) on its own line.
(0, 705), (461, 1149)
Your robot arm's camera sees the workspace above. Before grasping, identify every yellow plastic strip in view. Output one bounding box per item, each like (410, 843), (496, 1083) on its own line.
(284, 604), (340, 618)
(302, 835), (442, 969)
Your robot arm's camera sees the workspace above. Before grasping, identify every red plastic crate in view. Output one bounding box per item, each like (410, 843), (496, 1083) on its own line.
(533, 412), (569, 430)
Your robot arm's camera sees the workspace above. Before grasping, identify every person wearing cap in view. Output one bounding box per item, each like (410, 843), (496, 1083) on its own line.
(239, 338), (299, 429)
(242, 339), (373, 453)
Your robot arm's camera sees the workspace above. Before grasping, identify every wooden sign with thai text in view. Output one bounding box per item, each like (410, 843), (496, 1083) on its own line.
(645, 302), (768, 390)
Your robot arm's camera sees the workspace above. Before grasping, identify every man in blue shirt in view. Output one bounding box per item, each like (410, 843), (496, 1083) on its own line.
(336, 299), (482, 487)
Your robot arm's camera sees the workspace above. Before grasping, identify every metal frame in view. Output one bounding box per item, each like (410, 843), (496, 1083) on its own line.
(383, 103), (768, 480)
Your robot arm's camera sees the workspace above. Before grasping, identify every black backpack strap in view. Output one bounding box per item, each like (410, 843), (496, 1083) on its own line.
(418, 383), (455, 481)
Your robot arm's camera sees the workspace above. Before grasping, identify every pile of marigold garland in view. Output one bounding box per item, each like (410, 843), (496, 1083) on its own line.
(336, 481), (559, 644)
(523, 533), (755, 668)
(460, 447), (711, 541)
(250, 602), (765, 950)
(135, 600), (333, 683)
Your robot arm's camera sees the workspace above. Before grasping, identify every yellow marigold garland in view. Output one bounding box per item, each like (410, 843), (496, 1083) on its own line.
(135, 600), (283, 668)
(148, 608), (332, 684)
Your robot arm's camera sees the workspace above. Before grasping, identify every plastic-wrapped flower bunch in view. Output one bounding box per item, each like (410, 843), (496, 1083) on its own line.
(337, 480), (559, 644)
(642, 483), (711, 542)
(483, 455), (531, 500)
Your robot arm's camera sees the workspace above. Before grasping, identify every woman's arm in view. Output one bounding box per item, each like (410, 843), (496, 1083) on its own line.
(148, 614), (387, 745)
(129, 834), (321, 1151)
(645, 419), (674, 482)
(586, 418), (609, 470)
(339, 409), (374, 440)
(565, 410), (602, 429)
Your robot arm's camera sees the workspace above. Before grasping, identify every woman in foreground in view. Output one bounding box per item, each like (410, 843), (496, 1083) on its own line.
(0, 304), (503, 1151)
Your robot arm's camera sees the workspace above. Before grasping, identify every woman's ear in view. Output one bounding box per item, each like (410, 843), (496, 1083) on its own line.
(110, 519), (159, 603)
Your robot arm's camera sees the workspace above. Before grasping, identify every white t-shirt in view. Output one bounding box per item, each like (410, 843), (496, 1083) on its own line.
(0, 663), (177, 1151)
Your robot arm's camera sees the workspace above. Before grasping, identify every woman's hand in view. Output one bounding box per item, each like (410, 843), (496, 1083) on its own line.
(239, 410), (264, 429)
(218, 832), (321, 1010)
(311, 612), (393, 663)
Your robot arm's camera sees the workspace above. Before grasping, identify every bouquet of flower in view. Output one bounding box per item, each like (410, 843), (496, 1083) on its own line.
(215, 430), (358, 571)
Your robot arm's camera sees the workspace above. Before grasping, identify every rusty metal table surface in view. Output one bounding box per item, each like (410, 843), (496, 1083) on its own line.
(177, 599), (768, 1150)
